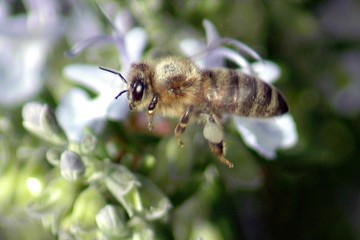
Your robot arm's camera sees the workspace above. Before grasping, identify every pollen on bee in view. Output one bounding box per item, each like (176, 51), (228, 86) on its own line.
(203, 121), (223, 144)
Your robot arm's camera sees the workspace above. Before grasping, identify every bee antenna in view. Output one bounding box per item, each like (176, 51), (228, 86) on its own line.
(115, 90), (128, 99)
(99, 66), (127, 84)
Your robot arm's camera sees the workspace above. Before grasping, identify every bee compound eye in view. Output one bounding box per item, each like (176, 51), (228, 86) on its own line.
(132, 81), (144, 102)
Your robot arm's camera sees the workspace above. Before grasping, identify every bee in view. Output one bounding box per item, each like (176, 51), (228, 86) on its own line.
(100, 56), (288, 168)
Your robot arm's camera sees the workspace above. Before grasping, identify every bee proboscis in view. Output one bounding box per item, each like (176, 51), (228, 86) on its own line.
(100, 56), (288, 168)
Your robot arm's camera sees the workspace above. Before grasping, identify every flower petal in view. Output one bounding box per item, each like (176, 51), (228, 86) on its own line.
(124, 27), (148, 64)
(179, 38), (205, 58)
(63, 64), (124, 94)
(56, 88), (110, 141)
(233, 114), (298, 159)
(65, 35), (115, 58)
(221, 37), (262, 62)
(241, 60), (281, 83)
(0, 39), (47, 107)
(207, 47), (249, 68)
(114, 10), (135, 36)
(107, 93), (129, 121)
(65, 1), (103, 44)
(203, 19), (262, 62)
(203, 19), (220, 46)
(0, 2), (9, 21)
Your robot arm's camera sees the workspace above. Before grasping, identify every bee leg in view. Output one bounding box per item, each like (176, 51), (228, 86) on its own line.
(209, 141), (234, 168)
(174, 106), (194, 147)
(205, 114), (234, 168)
(147, 95), (159, 131)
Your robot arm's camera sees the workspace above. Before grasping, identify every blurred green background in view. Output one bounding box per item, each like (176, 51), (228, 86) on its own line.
(1, 0), (360, 239)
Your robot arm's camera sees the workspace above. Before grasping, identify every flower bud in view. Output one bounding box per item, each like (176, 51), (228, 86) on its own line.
(22, 102), (67, 145)
(104, 164), (141, 217)
(46, 148), (61, 166)
(60, 150), (85, 180)
(128, 217), (155, 240)
(96, 205), (129, 238)
(189, 220), (224, 240)
(28, 177), (78, 231)
(137, 176), (172, 220)
(80, 131), (97, 154)
(69, 187), (106, 231)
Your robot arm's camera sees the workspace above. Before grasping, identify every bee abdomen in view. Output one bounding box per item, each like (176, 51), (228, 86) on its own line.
(203, 69), (289, 118)
(235, 73), (289, 117)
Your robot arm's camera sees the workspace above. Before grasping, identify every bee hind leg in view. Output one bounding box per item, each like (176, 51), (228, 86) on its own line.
(209, 141), (234, 168)
(204, 114), (234, 168)
(174, 106), (194, 147)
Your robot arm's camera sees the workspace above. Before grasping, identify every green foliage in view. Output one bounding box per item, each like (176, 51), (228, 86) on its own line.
(1, 0), (360, 239)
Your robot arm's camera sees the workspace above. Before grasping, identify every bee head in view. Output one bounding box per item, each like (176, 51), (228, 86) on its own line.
(127, 63), (153, 111)
(99, 63), (153, 111)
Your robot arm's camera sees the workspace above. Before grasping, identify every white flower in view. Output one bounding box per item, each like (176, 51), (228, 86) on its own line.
(0, 0), (61, 107)
(180, 20), (262, 69)
(180, 20), (298, 159)
(57, 9), (147, 142)
(234, 114), (297, 159)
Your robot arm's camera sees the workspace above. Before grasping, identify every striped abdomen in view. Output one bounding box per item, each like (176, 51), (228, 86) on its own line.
(202, 69), (289, 118)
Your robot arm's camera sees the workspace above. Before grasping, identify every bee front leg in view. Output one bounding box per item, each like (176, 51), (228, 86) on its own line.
(147, 95), (159, 131)
(204, 114), (234, 168)
(174, 106), (194, 147)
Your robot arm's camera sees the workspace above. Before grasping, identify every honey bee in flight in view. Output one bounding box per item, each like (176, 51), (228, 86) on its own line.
(100, 56), (288, 168)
